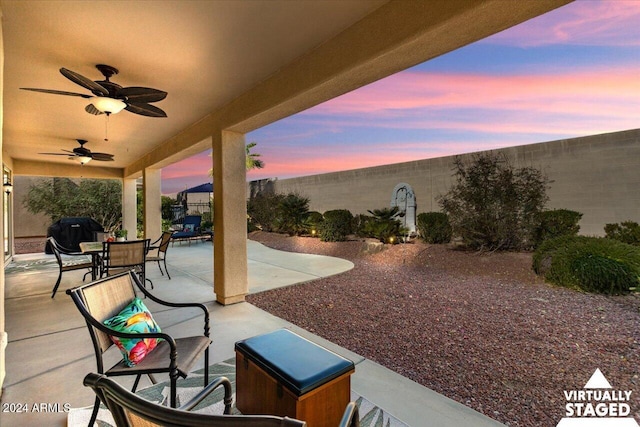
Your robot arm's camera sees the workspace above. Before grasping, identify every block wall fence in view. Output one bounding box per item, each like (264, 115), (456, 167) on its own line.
(249, 128), (640, 237)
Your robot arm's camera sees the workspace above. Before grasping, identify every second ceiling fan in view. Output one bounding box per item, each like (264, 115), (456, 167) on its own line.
(21, 64), (167, 118)
(39, 139), (114, 165)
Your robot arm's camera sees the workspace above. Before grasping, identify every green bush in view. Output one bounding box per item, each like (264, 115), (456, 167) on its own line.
(416, 212), (452, 244)
(305, 211), (324, 237)
(360, 207), (406, 243)
(247, 192), (284, 232)
(532, 235), (640, 294)
(533, 209), (582, 247)
(438, 153), (550, 251)
(277, 193), (310, 236)
(605, 221), (640, 246)
(352, 214), (373, 238)
(318, 209), (353, 242)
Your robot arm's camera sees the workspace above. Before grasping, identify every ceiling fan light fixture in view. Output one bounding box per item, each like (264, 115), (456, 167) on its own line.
(77, 155), (92, 165)
(91, 96), (126, 114)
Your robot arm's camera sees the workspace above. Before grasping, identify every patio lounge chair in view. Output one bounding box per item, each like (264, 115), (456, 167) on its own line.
(67, 271), (212, 427)
(146, 231), (173, 279)
(47, 236), (94, 299)
(84, 372), (360, 427)
(171, 215), (202, 246)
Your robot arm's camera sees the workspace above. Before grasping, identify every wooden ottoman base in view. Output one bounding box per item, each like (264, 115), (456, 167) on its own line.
(235, 329), (355, 427)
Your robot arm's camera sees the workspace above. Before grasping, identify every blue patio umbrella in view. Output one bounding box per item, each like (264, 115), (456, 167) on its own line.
(181, 182), (213, 193)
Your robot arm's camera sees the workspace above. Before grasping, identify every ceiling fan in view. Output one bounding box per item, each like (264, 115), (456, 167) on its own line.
(39, 139), (114, 165)
(21, 64), (167, 117)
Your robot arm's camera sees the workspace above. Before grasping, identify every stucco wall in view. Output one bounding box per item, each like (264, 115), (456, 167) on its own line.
(14, 176), (52, 237)
(261, 129), (640, 236)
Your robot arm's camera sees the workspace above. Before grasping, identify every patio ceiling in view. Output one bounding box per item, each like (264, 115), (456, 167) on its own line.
(1, 0), (571, 180)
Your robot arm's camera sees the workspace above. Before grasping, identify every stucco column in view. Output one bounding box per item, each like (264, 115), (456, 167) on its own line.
(143, 168), (162, 240)
(212, 130), (248, 305)
(0, 12), (6, 397)
(122, 178), (137, 239)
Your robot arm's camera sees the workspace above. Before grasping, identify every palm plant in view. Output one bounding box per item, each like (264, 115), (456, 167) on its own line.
(277, 193), (310, 236)
(209, 142), (264, 176)
(245, 142), (264, 170)
(365, 206), (404, 243)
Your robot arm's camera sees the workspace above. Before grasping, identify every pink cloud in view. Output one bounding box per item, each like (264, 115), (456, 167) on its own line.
(486, 0), (640, 47)
(246, 139), (528, 181)
(308, 67), (639, 116)
(297, 66), (639, 138)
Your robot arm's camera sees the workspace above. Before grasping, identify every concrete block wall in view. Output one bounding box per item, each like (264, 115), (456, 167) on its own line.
(260, 129), (640, 236)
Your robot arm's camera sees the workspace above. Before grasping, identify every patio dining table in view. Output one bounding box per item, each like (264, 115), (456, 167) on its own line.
(79, 241), (104, 280)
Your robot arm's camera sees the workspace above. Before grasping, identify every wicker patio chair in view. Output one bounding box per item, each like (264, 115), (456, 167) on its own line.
(47, 236), (94, 298)
(146, 231), (173, 279)
(84, 372), (360, 427)
(67, 271), (211, 427)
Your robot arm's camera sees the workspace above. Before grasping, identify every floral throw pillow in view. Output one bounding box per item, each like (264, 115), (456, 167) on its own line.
(103, 297), (163, 367)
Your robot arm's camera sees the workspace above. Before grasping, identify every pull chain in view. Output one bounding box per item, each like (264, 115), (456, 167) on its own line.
(104, 113), (110, 142)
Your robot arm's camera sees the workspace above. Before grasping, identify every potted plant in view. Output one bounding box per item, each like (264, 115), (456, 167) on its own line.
(114, 229), (127, 241)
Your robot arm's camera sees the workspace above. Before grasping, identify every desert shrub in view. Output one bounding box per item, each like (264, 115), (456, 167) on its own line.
(533, 209), (582, 247)
(532, 235), (640, 294)
(247, 192), (284, 232)
(438, 152), (550, 251)
(276, 193), (310, 236)
(305, 211), (324, 236)
(352, 214), (373, 238)
(605, 221), (640, 246)
(416, 212), (452, 244)
(318, 209), (353, 242)
(364, 207), (403, 243)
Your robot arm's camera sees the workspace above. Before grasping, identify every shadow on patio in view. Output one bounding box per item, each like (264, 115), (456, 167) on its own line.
(2, 240), (504, 427)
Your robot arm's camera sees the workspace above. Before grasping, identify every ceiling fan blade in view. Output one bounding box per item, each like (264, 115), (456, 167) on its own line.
(85, 104), (104, 115)
(38, 152), (73, 156)
(20, 88), (92, 98)
(91, 153), (115, 161)
(60, 68), (109, 96)
(125, 102), (167, 118)
(118, 87), (167, 103)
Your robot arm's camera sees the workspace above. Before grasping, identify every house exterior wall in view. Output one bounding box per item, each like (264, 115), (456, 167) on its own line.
(14, 176), (52, 238)
(261, 129), (640, 237)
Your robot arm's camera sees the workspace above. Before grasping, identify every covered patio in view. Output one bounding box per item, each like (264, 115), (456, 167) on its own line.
(3, 241), (503, 426)
(0, 0), (572, 423)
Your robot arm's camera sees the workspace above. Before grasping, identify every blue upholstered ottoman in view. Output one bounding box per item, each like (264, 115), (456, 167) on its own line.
(235, 329), (355, 427)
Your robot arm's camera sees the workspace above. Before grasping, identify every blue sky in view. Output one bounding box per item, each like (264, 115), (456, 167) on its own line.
(162, 0), (640, 194)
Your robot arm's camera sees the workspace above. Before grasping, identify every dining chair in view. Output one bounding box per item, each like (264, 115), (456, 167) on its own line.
(102, 239), (150, 286)
(47, 236), (94, 298)
(146, 231), (173, 279)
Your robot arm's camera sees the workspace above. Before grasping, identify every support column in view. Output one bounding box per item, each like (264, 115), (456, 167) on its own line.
(122, 178), (137, 239)
(213, 130), (248, 305)
(143, 168), (162, 240)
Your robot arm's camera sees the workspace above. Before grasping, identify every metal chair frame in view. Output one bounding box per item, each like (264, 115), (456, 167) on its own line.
(67, 271), (211, 427)
(84, 372), (360, 427)
(147, 231), (173, 279)
(47, 236), (93, 298)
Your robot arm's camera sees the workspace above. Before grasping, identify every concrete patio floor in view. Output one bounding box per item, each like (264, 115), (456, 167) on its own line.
(1, 239), (505, 427)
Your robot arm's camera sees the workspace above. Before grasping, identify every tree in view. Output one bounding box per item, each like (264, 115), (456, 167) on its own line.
(24, 178), (122, 232)
(208, 141), (264, 176)
(438, 152), (550, 251)
(245, 142), (264, 170)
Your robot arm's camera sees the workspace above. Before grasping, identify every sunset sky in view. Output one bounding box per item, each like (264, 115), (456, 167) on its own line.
(161, 0), (640, 195)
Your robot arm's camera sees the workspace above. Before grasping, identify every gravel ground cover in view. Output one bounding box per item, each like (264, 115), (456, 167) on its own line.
(247, 231), (640, 427)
